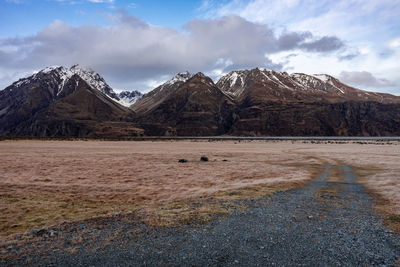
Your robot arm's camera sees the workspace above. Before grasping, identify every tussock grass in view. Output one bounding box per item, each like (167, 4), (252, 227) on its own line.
(0, 191), (140, 237)
(0, 140), (323, 238)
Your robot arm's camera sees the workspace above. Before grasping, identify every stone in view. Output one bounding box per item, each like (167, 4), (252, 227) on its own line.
(200, 156), (209, 162)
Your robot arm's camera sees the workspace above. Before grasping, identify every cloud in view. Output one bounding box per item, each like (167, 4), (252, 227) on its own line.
(338, 53), (359, 61)
(388, 38), (400, 50)
(0, 12), (345, 91)
(200, 0), (400, 37)
(300, 36), (344, 52)
(339, 71), (396, 89)
(196, 0), (400, 95)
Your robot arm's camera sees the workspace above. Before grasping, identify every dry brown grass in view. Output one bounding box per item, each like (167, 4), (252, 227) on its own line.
(0, 140), (323, 237)
(1, 140), (398, 237)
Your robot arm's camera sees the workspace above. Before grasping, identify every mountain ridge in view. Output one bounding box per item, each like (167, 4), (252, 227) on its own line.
(216, 68), (399, 105)
(1, 65), (400, 137)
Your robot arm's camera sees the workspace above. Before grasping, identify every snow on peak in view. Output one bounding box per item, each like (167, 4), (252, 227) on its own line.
(10, 65), (123, 103)
(49, 65), (120, 100)
(228, 71), (239, 87)
(290, 73), (345, 94)
(117, 90), (143, 107)
(40, 66), (62, 74)
(311, 74), (330, 82)
(290, 73), (326, 89)
(165, 71), (192, 86)
(156, 71), (193, 93)
(67, 65), (109, 92)
(218, 71), (247, 97)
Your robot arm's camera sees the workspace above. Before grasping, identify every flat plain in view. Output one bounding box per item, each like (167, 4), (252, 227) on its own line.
(0, 139), (399, 238)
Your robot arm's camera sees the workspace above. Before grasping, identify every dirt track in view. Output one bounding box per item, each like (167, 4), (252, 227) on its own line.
(2, 165), (399, 266)
(1, 140), (399, 239)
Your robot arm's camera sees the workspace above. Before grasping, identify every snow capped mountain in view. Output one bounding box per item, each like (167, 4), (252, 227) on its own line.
(11, 65), (121, 102)
(132, 71), (193, 113)
(217, 68), (399, 104)
(216, 70), (248, 97)
(290, 73), (339, 92)
(133, 71), (235, 136)
(160, 71), (192, 90)
(118, 90), (143, 106)
(68, 65), (120, 100)
(2, 65), (400, 137)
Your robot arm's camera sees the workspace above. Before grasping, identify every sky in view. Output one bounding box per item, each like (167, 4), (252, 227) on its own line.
(0, 0), (399, 95)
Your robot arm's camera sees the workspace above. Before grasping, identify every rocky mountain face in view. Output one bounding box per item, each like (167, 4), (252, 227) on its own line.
(132, 71), (192, 114)
(1, 66), (400, 137)
(215, 68), (400, 136)
(217, 68), (399, 105)
(0, 66), (143, 137)
(134, 72), (236, 136)
(118, 90), (143, 107)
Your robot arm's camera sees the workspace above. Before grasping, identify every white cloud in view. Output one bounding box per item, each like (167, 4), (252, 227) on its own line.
(0, 12), (345, 91)
(388, 38), (400, 50)
(339, 71), (396, 89)
(197, 0), (400, 95)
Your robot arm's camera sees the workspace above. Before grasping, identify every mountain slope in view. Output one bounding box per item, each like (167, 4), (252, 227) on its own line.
(0, 66), (142, 137)
(1, 66), (400, 137)
(134, 73), (236, 136)
(228, 100), (400, 136)
(132, 71), (192, 114)
(217, 68), (400, 105)
(216, 68), (400, 136)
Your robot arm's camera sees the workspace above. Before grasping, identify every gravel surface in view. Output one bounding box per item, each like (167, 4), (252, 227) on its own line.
(2, 165), (399, 266)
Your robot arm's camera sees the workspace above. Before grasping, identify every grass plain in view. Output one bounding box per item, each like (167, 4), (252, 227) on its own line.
(0, 140), (398, 237)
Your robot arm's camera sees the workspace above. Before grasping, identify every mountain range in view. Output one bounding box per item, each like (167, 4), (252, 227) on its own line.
(1, 65), (399, 137)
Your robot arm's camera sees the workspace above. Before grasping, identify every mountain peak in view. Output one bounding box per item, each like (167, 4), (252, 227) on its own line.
(164, 71), (192, 86)
(8, 65), (123, 104)
(38, 66), (63, 74)
(176, 71), (191, 78)
(118, 90), (143, 106)
(70, 64), (82, 69)
(193, 72), (206, 77)
(70, 64), (95, 74)
(189, 72), (215, 86)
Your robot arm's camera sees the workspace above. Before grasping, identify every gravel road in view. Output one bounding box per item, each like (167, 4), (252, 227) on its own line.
(2, 165), (399, 266)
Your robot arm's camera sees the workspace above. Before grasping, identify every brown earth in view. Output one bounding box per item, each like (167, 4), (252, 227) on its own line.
(0, 140), (398, 238)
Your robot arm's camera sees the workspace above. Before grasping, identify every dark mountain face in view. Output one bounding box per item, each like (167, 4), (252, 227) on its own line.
(0, 66), (143, 137)
(132, 71), (192, 114)
(228, 101), (400, 136)
(1, 66), (400, 137)
(133, 73), (236, 136)
(212, 68), (400, 136)
(217, 68), (400, 105)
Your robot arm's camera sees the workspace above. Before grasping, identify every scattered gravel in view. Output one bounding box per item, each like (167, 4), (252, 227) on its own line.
(1, 165), (399, 266)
